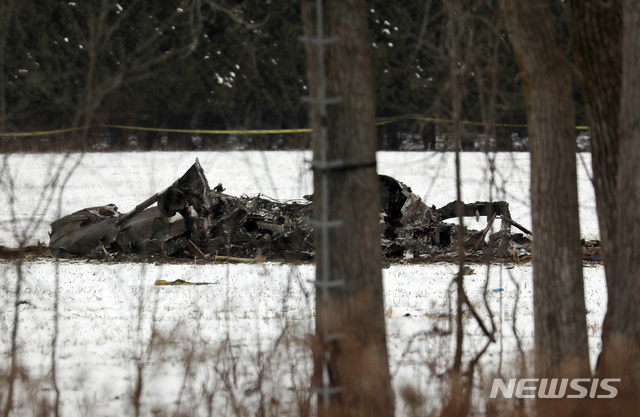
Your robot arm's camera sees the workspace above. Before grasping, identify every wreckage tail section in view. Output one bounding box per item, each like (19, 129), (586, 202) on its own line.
(48, 161), (212, 257)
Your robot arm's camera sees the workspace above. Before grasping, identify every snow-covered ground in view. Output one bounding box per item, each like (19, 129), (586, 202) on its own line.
(0, 151), (605, 416)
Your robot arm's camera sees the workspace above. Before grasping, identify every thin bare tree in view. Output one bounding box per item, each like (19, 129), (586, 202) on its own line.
(302, 1), (394, 416)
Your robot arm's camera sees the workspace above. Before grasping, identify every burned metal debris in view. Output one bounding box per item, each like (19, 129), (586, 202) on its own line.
(48, 159), (532, 262)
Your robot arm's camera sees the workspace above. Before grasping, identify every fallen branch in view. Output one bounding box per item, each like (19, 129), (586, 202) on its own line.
(154, 279), (215, 285)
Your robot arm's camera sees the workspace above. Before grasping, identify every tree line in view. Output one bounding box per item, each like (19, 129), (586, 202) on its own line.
(0, 0), (570, 152)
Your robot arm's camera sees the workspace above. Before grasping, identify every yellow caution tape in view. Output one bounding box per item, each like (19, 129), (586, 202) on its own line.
(96, 124), (312, 135)
(376, 117), (529, 128)
(0, 126), (91, 137)
(0, 118), (590, 137)
(0, 124), (311, 137)
(377, 116), (589, 130)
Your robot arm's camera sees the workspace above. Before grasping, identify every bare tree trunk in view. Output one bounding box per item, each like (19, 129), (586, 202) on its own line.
(448, 2), (471, 415)
(596, 1), (640, 414)
(302, 1), (394, 416)
(500, 0), (590, 414)
(569, 0), (621, 304)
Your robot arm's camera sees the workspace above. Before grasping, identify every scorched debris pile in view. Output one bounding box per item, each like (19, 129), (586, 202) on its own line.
(48, 160), (532, 262)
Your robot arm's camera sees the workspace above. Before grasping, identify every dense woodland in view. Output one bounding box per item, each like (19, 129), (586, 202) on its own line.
(0, 0), (586, 151)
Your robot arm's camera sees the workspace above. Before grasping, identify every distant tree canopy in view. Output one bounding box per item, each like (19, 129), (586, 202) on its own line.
(0, 0), (582, 150)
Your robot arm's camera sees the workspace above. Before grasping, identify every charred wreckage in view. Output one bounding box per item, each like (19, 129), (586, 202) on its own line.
(47, 159), (534, 263)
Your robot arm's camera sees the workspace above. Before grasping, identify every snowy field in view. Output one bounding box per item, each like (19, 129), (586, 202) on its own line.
(0, 151), (605, 416)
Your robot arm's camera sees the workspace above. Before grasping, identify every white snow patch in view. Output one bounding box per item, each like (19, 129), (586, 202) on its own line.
(0, 151), (604, 416)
